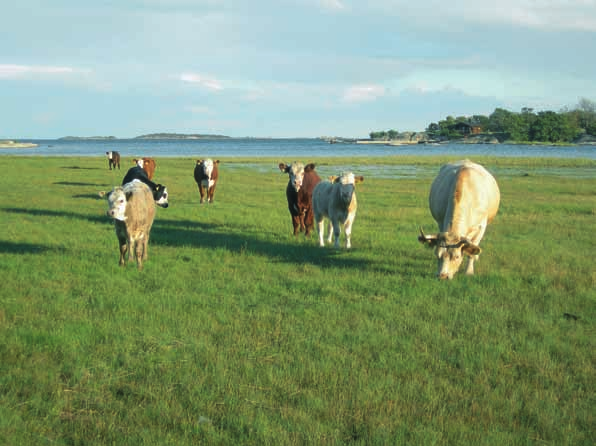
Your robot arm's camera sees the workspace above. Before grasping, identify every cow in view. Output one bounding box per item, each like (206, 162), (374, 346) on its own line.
(106, 180), (156, 270)
(194, 159), (220, 204)
(418, 159), (500, 280)
(133, 157), (157, 180)
(312, 172), (364, 249)
(122, 165), (169, 208)
(106, 151), (120, 170)
(278, 162), (321, 236)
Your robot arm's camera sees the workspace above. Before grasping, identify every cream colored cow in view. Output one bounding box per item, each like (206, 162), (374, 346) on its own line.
(418, 160), (500, 279)
(106, 180), (156, 271)
(313, 172), (364, 249)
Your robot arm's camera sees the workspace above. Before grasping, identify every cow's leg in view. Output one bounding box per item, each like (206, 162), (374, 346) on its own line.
(331, 220), (341, 249)
(304, 208), (313, 236)
(198, 185), (206, 204)
(118, 240), (127, 266)
(344, 214), (355, 249)
(291, 214), (301, 235)
(464, 221), (486, 275)
(208, 185), (216, 203)
(316, 215), (325, 247)
(298, 211), (306, 233)
(135, 237), (146, 271)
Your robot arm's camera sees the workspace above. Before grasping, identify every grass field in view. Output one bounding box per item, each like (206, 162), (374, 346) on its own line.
(0, 155), (594, 445)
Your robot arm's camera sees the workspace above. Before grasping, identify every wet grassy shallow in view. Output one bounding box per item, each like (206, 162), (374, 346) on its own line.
(0, 156), (594, 445)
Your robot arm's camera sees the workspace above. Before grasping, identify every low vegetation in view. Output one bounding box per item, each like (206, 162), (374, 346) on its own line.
(0, 156), (594, 445)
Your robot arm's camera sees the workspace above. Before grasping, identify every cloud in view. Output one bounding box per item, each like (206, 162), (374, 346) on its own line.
(179, 73), (223, 91)
(343, 84), (386, 103)
(366, 0), (596, 32)
(0, 64), (85, 79)
(318, 0), (346, 11)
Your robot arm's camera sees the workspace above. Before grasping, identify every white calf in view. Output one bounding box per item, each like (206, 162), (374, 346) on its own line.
(312, 172), (364, 249)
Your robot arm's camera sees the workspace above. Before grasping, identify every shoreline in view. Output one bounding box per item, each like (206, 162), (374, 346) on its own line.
(0, 140), (38, 149)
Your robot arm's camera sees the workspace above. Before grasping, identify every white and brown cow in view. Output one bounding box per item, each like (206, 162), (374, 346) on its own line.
(279, 161), (321, 236)
(312, 172), (364, 249)
(418, 159), (500, 280)
(106, 180), (156, 271)
(194, 159), (220, 204)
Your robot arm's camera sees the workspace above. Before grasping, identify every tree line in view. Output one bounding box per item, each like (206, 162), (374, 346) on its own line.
(370, 98), (596, 143)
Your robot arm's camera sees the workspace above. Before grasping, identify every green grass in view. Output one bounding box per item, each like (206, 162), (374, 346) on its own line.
(1, 156), (594, 445)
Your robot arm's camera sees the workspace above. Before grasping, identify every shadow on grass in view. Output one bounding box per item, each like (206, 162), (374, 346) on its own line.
(0, 240), (65, 255)
(1, 207), (370, 269)
(53, 181), (107, 187)
(152, 219), (370, 270)
(61, 166), (101, 170)
(72, 193), (106, 200)
(2, 207), (107, 224)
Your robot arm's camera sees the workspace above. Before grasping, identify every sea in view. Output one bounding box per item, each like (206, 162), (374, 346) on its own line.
(2, 138), (595, 179)
(2, 138), (595, 160)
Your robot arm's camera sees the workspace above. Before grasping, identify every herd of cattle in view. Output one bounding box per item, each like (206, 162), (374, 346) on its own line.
(104, 151), (500, 279)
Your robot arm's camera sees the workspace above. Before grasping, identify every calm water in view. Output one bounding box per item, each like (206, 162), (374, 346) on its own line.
(2, 138), (596, 160)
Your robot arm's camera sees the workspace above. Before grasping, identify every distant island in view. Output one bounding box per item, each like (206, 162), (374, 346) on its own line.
(134, 133), (231, 140)
(57, 133), (232, 140)
(58, 136), (117, 140)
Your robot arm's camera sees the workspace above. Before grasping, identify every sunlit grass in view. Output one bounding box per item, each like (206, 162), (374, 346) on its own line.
(0, 156), (594, 445)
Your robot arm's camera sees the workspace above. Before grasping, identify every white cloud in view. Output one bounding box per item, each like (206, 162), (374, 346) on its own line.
(318, 0), (346, 11)
(179, 73), (223, 91)
(343, 84), (386, 102)
(0, 64), (85, 79)
(366, 0), (596, 32)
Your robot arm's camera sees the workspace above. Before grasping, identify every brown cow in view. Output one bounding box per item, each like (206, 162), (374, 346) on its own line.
(279, 161), (321, 236)
(106, 151), (120, 170)
(133, 158), (157, 180)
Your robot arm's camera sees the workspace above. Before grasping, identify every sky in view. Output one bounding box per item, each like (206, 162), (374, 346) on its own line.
(2, 0), (596, 139)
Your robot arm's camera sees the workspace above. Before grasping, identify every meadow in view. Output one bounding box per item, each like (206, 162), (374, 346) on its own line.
(0, 155), (594, 445)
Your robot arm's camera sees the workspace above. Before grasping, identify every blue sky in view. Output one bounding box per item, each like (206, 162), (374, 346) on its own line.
(2, 0), (595, 139)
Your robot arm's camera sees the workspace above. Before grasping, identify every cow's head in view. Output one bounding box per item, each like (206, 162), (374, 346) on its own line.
(153, 184), (169, 208)
(134, 158), (144, 168)
(279, 161), (306, 192)
(332, 172), (364, 207)
(106, 187), (129, 221)
(418, 227), (481, 280)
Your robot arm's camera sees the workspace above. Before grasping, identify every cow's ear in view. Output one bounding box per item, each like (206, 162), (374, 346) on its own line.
(462, 242), (481, 256)
(278, 163), (289, 172)
(215, 160), (220, 165)
(305, 163), (316, 171)
(355, 176), (364, 184)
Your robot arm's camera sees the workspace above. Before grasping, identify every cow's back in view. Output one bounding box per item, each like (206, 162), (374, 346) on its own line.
(123, 181), (156, 229)
(313, 181), (333, 215)
(429, 160), (499, 231)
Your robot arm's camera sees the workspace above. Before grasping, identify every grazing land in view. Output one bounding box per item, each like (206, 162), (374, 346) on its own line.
(0, 155), (594, 445)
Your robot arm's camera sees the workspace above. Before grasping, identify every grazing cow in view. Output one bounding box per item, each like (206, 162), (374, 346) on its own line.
(106, 151), (120, 170)
(278, 162), (321, 236)
(313, 172), (364, 249)
(122, 165), (169, 208)
(133, 157), (157, 180)
(106, 180), (156, 270)
(194, 159), (220, 204)
(418, 159), (500, 280)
